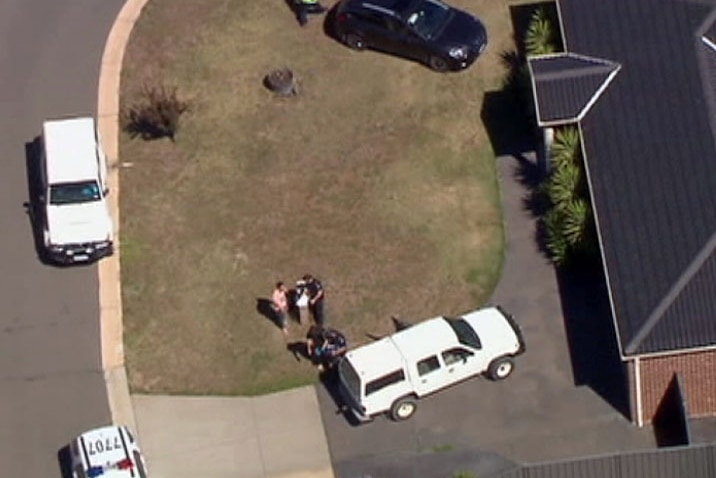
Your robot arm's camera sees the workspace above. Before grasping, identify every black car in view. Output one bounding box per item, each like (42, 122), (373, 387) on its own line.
(334, 0), (488, 71)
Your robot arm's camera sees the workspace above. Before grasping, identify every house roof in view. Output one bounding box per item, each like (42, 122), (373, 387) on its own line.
(528, 53), (620, 126)
(493, 442), (716, 478)
(533, 0), (716, 355)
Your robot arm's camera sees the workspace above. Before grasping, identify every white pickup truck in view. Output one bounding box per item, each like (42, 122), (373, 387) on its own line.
(338, 306), (525, 422)
(40, 117), (114, 264)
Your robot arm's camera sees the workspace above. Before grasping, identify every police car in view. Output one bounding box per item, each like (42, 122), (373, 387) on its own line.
(69, 426), (148, 478)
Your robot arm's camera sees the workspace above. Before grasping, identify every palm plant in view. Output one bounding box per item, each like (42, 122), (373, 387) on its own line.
(550, 126), (581, 169)
(525, 8), (556, 56)
(541, 126), (598, 265)
(543, 207), (569, 265)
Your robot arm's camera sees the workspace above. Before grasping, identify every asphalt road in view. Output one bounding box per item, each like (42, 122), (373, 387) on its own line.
(0, 1), (123, 476)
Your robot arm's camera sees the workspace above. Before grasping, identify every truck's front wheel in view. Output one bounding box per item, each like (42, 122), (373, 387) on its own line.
(389, 397), (417, 421)
(487, 356), (514, 380)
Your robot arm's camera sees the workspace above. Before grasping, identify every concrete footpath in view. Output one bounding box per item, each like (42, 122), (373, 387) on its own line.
(95, 1), (335, 477)
(132, 391), (333, 478)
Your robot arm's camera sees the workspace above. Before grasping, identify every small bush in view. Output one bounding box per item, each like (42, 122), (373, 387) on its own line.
(525, 7), (556, 56)
(122, 84), (189, 141)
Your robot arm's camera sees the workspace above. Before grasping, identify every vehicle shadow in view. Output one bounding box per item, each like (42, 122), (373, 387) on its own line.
(57, 445), (72, 478)
(317, 370), (363, 426)
(23, 137), (53, 266)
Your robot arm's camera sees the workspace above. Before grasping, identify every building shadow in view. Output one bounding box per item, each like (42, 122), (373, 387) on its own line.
(653, 374), (691, 447)
(481, 87), (536, 159)
(556, 258), (631, 419)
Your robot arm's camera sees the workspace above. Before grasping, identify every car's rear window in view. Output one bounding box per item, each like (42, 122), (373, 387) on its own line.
(339, 359), (361, 399)
(365, 369), (406, 396)
(442, 317), (481, 349)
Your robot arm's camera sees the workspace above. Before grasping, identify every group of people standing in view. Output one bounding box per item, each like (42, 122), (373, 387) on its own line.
(271, 274), (325, 335)
(271, 274), (347, 371)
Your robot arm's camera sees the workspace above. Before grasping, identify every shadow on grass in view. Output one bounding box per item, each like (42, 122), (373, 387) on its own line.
(557, 258), (631, 419)
(287, 341), (311, 363)
(255, 297), (285, 332)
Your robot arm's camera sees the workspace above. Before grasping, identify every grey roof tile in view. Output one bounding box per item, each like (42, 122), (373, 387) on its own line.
(528, 54), (620, 125)
(553, 0), (716, 354)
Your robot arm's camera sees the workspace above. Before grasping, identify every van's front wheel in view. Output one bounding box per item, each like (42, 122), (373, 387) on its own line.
(389, 397), (417, 421)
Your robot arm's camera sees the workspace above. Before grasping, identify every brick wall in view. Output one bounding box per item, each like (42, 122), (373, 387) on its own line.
(638, 350), (716, 423)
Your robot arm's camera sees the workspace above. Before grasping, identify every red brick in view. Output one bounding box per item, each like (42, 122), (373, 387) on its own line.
(637, 350), (716, 423)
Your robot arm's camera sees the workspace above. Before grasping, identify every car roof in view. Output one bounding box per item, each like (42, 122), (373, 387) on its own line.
(43, 117), (99, 185)
(74, 425), (139, 478)
(344, 317), (460, 379)
(390, 317), (459, 361)
(344, 336), (406, 380)
(345, 0), (412, 14)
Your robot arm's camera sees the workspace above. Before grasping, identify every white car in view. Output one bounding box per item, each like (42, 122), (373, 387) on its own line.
(40, 117), (114, 264)
(69, 426), (148, 478)
(338, 306), (525, 422)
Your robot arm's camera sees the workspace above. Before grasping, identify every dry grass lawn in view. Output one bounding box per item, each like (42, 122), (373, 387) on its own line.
(119, 0), (520, 395)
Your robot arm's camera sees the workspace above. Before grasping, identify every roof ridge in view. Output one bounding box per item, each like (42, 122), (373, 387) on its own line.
(625, 228), (716, 354)
(534, 62), (618, 82)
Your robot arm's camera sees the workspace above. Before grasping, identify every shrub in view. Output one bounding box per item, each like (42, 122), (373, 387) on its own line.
(122, 84), (189, 141)
(525, 7), (556, 56)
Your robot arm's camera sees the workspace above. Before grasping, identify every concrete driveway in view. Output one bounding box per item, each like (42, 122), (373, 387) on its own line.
(0, 1), (123, 476)
(318, 154), (657, 477)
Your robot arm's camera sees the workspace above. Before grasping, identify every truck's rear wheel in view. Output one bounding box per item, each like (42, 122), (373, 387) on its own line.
(389, 397), (417, 421)
(488, 356), (514, 380)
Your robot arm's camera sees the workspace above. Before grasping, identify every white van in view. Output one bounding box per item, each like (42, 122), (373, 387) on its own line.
(338, 306), (525, 422)
(40, 117), (114, 263)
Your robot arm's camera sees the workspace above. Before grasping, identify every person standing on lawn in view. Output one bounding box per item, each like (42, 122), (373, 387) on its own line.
(272, 281), (289, 336)
(294, 0), (327, 27)
(303, 274), (326, 326)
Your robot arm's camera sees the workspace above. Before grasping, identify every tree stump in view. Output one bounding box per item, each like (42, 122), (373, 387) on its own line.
(264, 68), (299, 97)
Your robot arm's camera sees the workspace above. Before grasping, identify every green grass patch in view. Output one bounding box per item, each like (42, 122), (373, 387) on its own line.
(119, 0), (518, 395)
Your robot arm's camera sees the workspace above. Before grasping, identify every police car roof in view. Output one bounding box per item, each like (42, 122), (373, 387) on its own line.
(43, 117), (99, 185)
(75, 426), (137, 478)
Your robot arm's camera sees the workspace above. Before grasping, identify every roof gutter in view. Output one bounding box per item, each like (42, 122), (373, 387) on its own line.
(625, 342), (716, 361)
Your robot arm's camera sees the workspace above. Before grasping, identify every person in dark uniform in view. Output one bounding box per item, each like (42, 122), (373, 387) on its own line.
(294, 0), (326, 27)
(306, 325), (347, 370)
(303, 274), (326, 326)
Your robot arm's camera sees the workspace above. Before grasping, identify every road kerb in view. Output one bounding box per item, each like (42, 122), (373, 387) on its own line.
(96, 0), (151, 430)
